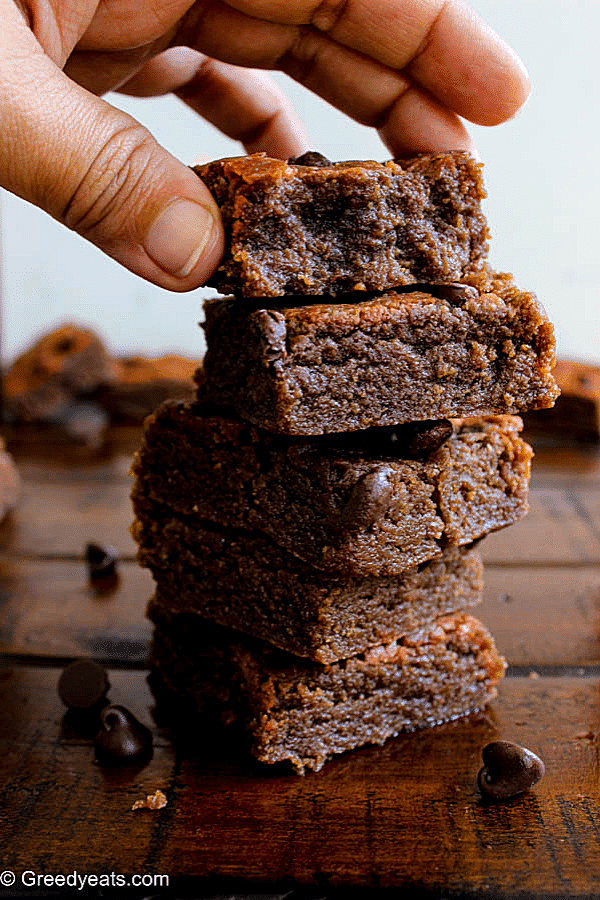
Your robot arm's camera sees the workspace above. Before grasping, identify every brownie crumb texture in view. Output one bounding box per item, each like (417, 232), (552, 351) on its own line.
(196, 151), (489, 297)
(148, 610), (505, 774)
(198, 267), (559, 435)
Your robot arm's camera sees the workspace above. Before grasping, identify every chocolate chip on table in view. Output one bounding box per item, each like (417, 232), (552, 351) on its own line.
(341, 467), (394, 532)
(58, 658), (110, 710)
(478, 740), (545, 799)
(94, 705), (153, 766)
(85, 542), (118, 580)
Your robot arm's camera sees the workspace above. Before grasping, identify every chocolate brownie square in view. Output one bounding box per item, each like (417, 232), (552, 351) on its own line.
(196, 151), (488, 297)
(0, 438), (19, 521)
(93, 355), (196, 424)
(148, 606), (506, 774)
(133, 503), (483, 662)
(131, 402), (532, 577)
(198, 268), (558, 434)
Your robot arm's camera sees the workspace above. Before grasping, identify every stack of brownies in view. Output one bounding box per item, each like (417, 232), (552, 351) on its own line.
(131, 151), (559, 774)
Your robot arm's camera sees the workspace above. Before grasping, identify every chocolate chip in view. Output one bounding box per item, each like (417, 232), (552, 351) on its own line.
(255, 310), (287, 363)
(54, 337), (75, 354)
(426, 283), (479, 305)
(58, 658), (110, 710)
(341, 467), (394, 532)
(94, 705), (153, 766)
(477, 740), (545, 799)
(405, 420), (454, 459)
(289, 151), (332, 167)
(86, 542), (118, 580)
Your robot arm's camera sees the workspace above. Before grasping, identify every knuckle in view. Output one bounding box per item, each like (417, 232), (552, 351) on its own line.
(62, 123), (160, 239)
(281, 27), (326, 86)
(311, 0), (350, 33)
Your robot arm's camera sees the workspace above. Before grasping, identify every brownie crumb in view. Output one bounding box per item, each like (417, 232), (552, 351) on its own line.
(131, 790), (167, 811)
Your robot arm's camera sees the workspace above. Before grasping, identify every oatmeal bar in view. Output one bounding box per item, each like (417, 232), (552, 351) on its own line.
(524, 358), (598, 442)
(148, 607), (506, 774)
(198, 268), (558, 434)
(131, 402), (532, 577)
(133, 504), (483, 662)
(196, 151), (488, 297)
(4, 324), (112, 422)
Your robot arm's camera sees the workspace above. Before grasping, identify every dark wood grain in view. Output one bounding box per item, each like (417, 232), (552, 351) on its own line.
(2, 557), (600, 670)
(481, 566), (600, 667)
(0, 479), (137, 557)
(0, 667), (175, 881)
(1, 426), (600, 898)
(2, 665), (600, 896)
(480, 487), (600, 565)
(0, 559), (152, 662)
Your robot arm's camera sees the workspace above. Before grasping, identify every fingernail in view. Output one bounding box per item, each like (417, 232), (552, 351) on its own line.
(144, 199), (219, 278)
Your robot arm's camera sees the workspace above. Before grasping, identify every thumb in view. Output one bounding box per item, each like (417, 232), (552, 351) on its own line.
(0, 16), (223, 291)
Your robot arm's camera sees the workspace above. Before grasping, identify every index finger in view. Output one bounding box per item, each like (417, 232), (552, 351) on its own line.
(221, 0), (530, 126)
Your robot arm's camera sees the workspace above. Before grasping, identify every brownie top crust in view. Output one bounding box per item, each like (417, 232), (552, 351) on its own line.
(195, 151), (489, 297)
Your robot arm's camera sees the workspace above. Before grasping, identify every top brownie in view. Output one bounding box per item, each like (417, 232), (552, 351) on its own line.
(195, 151), (489, 297)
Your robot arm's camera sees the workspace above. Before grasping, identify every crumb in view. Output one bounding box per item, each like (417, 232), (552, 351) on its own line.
(528, 671), (540, 679)
(575, 730), (595, 741)
(131, 790), (167, 811)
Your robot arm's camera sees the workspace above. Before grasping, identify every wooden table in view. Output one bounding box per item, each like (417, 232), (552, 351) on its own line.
(1, 425), (600, 899)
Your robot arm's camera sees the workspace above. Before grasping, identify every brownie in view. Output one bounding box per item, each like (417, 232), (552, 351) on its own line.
(195, 151), (489, 297)
(524, 358), (598, 442)
(198, 268), (559, 434)
(92, 355), (196, 424)
(148, 607), (506, 774)
(4, 324), (113, 422)
(131, 402), (532, 577)
(133, 501), (483, 662)
(0, 438), (19, 521)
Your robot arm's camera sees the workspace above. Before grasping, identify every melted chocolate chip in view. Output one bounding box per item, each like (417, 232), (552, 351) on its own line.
(256, 310), (287, 362)
(86, 542), (118, 579)
(289, 151), (332, 167)
(477, 740), (545, 799)
(341, 467), (394, 532)
(58, 658), (110, 710)
(320, 419), (453, 460)
(94, 705), (153, 766)
(405, 420), (454, 459)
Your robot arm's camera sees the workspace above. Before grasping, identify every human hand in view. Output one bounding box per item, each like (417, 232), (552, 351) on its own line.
(0, 1), (530, 291)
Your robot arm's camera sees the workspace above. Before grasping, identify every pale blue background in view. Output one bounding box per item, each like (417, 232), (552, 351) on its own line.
(2, 0), (598, 364)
